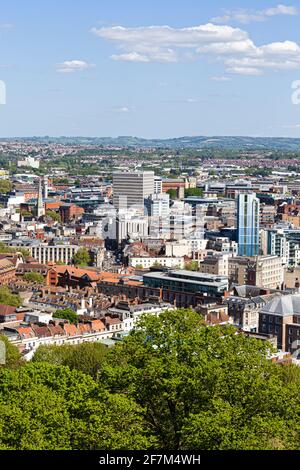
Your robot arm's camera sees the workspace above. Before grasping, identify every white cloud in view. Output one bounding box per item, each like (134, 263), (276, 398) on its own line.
(197, 39), (256, 55)
(212, 4), (298, 24)
(91, 23), (248, 63)
(265, 4), (298, 16)
(91, 19), (300, 76)
(111, 52), (150, 62)
(226, 66), (263, 76)
(112, 106), (131, 113)
(57, 60), (95, 73)
(211, 76), (232, 81)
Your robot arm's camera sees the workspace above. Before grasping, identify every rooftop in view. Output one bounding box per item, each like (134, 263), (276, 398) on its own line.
(260, 294), (300, 317)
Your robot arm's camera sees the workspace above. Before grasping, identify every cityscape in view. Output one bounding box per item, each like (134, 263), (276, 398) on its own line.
(2, 0), (300, 460)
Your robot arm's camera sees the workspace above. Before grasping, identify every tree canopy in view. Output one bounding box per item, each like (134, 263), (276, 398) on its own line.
(0, 363), (155, 450)
(100, 309), (300, 450)
(33, 342), (108, 379)
(24, 272), (45, 284)
(1, 308), (300, 450)
(53, 308), (78, 324)
(0, 286), (21, 307)
(0, 180), (12, 194)
(73, 248), (91, 267)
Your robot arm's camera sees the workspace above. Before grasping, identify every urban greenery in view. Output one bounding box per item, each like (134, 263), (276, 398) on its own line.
(1, 309), (300, 449)
(23, 272), (45, 284)
(0, 287), (22, 307)
(73, 248), (91, 267)
(53, 308), (78, 324)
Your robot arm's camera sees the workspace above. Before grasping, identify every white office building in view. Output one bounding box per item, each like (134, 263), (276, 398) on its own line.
(113, 171), (154, 209)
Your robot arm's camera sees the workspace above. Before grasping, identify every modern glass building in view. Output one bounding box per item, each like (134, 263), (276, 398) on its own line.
(237, 193), (260, 257)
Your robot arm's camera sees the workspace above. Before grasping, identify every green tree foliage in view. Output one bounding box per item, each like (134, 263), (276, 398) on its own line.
(2, 308), (300, 450)
(33, 342), (108, 379)
(185, 260), (199, 271)
(0, 363), (156, 450)
(0, 286), (21, 307)
(23, 272), (45, 284)
(166, 189), (177, 200)
(100, 309), (300, 450)
(0, 242), (29, 257)
(184, 188), (203, 197)
(46, 210), (61, 223)
(0, 334), (23, 370)
(0, 180), (12, 194)
(73, 247), (91, 266)
(53, 308), (78, 324)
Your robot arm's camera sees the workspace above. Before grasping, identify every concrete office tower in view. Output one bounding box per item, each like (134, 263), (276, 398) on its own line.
(113, 171), (154, 210)
(43, 175), (49, 199)
(145, 193), (170, 218)
(37, 177), (45, 218)
(237, 193), (260, 257)
(154, 177), (163, 194)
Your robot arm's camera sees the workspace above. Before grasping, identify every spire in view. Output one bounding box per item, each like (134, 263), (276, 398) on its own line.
(43, 175), (49, 199)
(37, 177), (45, 218)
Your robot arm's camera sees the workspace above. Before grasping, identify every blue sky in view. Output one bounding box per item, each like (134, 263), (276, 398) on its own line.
(1, 0), (300, 138)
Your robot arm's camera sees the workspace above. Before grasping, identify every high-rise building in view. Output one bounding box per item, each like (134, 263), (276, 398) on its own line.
(43, 175), (49, 199)
(145, 193), (170, 218)
(237, 193), (260, 257)
(154, 177), (163, 194)
(113, 171), (154, 210)
(36, 178), (45, 218)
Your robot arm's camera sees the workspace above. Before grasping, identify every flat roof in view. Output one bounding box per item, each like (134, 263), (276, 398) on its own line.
(143, 270), (228, 287)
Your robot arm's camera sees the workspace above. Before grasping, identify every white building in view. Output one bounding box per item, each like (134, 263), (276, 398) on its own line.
(17, 156), (40, 169)
(113, 171), (154, 209)
(129, 255), (185, 269)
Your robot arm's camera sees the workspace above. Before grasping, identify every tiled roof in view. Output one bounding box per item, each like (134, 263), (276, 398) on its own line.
(16, 326), (36, 339)
(0, 258), (15, 271)
(0, 304), (16, 317)
(63, 323), (80, 336)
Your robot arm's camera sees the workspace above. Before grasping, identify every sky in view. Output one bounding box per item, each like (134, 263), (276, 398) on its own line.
(1, 0), (300, 138)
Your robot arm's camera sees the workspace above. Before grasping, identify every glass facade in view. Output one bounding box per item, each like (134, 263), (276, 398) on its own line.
(237, 193), (260, 257)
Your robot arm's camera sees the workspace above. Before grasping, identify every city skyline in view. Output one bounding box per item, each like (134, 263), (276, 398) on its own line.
(1, 1), (300, 138)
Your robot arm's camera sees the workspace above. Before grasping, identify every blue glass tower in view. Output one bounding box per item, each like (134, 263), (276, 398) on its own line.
(237, 193), (260, 257)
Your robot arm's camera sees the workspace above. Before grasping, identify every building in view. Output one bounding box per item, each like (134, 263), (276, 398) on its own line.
(113, 171), (154, 209)
(17, 156), (40, 169)
(30, 243), (79, 265)
(237, 193), (260, 257)
(267, 227), (300, 266)
(116, 212), (149, 243)
(199, 254), (229, 277)
(259, 294), (300, 354)
(228, 255), (283, 289)
(129, 255), (185, 270)
(154, 177), (163, 194)
(108, 300), (172, 333)
(143, 270), (229, 297)
(145, 192), (170, 218)
(36, 178), (45, 218)
(226, 293), (283, 332)
(59, 203), (84, 223)
(0, 258), (16, 284)
(196, 303), (231, 326)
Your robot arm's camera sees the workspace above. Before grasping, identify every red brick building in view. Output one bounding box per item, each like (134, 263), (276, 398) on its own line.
(59, 204), (84, 223)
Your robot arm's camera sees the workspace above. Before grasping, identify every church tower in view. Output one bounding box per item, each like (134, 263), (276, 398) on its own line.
(37, 177), (45, 218)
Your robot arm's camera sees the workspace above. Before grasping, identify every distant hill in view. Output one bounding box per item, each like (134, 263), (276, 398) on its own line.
(4, 135), (300, 150)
